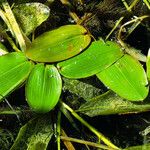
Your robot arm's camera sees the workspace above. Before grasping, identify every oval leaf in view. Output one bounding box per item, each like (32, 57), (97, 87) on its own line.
(57, 40), (123, 78)
(25, 25), (91, 62)
(97, 55), (149, 101)
(26, 64), (62, 113)
(0, 52), (34, 101)
(13, 3), (50, 35)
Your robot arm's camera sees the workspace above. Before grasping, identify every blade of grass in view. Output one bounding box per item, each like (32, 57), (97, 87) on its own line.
(0, 8), (14, 36)
(0, 30), (20, 52)
(2, 1), (26, 51)
(121, 0), (130, 11)
(128, 0), (140, 11)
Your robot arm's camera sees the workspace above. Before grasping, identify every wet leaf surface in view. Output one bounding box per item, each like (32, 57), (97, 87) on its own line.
(25, 25), (91, 62)
(10, 115), (53, 150)
(13, 3), (50, 35)
(78, 91), (150, 117)
(58, 40), (123, 78)
(26, 63), (62, 113)
(97, 55), (149, 101)
(0, 52), (34, 101)
(63, 77), (104, 101)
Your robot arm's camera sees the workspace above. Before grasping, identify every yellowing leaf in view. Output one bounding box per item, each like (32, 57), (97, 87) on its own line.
(58, 40), (123, 78)
(25, 25), (91, 62)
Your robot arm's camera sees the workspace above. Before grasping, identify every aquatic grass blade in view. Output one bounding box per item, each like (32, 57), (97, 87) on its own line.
(57, 40), (124, 78)
(0, 52), (34, 101)
(97, 55), (149, 101)
(26, 64), (62, 113)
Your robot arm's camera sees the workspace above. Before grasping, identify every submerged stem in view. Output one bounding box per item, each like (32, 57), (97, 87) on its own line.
(61, 102), (120, 150)
(143, 0), (150, 9)
(128, 0), (140, 11)
(121, 0), (130, 10)
(0, 30), (20, 52)
(121, 0), (140, 12)
(61, 136), (118, 150)
(57, 111), (61, 150)
(60, 0), (81, 24)
(61, 129), (76, 150)
(105, 17), (124, 40)
(118, 15), (149, 62)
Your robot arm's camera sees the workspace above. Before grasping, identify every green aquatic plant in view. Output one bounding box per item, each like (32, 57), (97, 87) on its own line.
(0, 1), (149, 113)
(0, 25), (149, 113)
(0, 1), (150, 150)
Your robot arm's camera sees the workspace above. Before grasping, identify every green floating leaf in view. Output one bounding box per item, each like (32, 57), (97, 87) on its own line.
(78, 91), (150, 117)
(25, 25), (91, 62)
(0, 42), (8, 56)
(97, 55), (148, 101)
(13, 3), (50, 35)
(57, 40), (123, 78)
(146, 48), (150, 80)
(63, 77), (103, 101)
(0, 52), (34, 101)
(10, 115), (53, 150)
(26, 63), (62, 113)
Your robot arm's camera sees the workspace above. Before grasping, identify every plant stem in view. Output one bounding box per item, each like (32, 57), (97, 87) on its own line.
(0, 30), (20, 52)
(61, 102), (120, 150)
(61, 136), (120, 150)
(60, 0), (81, 24)
(106, 0), (142, 40)
(60, 104), (80, 132)
(4, 98), (22, 126)
(0, 8), (14, 36)
(143, 0), (150, 9)
(123, 16), (146, 40)
(118, 15), (149, 62)
(105, 17), (124, 40)
(2, 1), (26, 51)
(128, 0), (140, 11)
(121, 0), (139, 12)
(121, 0), (130, 10)
(57, 111), (61, 150)
(61, 129), (76, 150)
